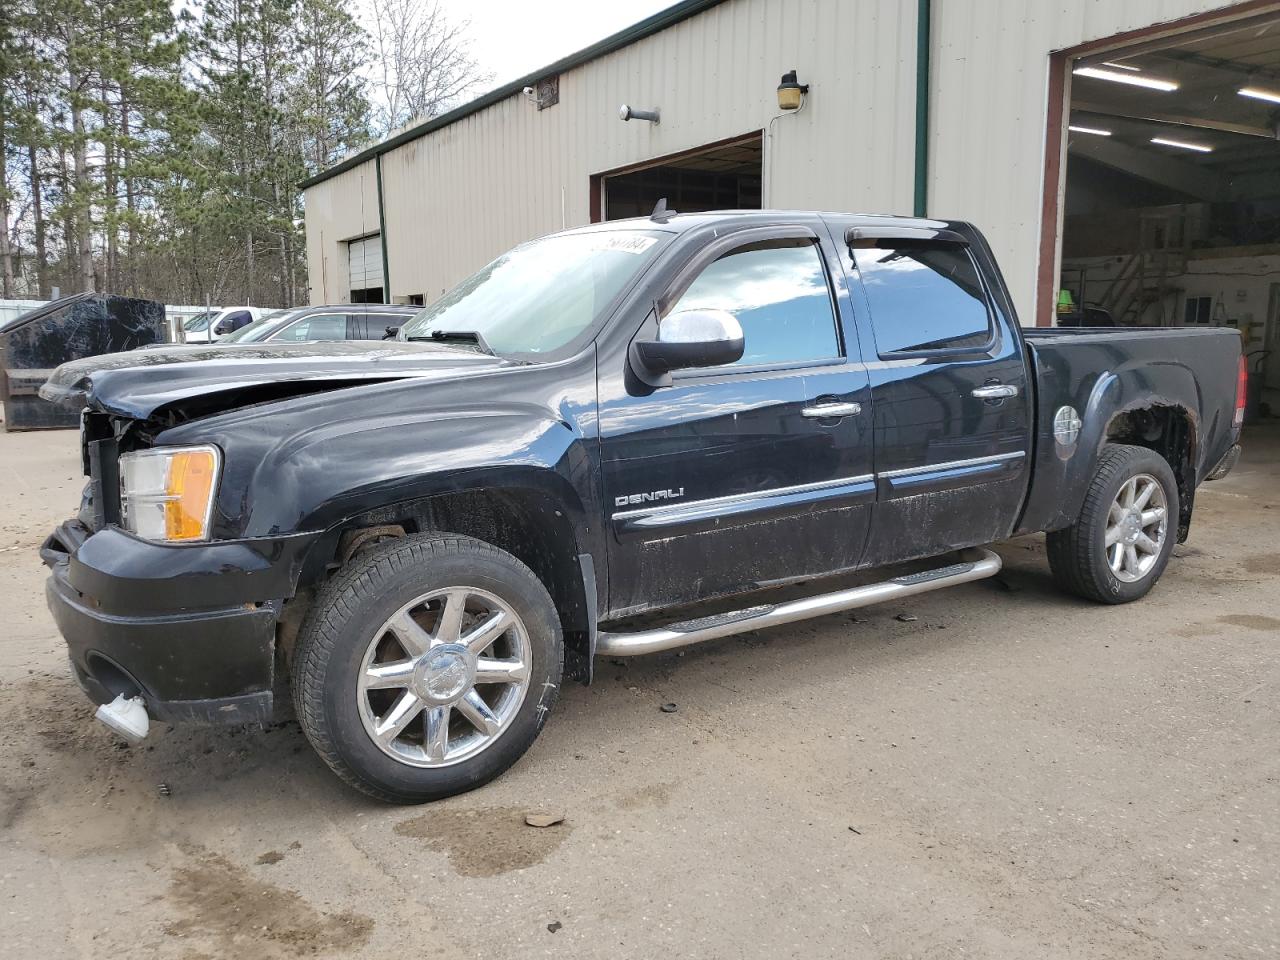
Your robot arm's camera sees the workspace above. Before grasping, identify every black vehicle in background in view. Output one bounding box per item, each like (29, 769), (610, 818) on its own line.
(0, 294), (164, 429)
(38, 210), (1245, 803)
(220, 304), (419, 343)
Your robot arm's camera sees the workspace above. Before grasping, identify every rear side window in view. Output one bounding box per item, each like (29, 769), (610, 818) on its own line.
(367, 313), (407, 339)
(853, 243), (992, 355)
(667, 238), (840, 368)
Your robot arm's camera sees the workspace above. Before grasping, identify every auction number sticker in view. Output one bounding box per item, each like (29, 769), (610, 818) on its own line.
(591, 235), (659, 255)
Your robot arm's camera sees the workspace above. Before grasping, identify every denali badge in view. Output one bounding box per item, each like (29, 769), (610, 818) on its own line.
(616, 488), (685, 508)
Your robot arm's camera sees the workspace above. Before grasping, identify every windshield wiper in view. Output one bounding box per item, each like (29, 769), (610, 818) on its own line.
(406, 329), (495, 356)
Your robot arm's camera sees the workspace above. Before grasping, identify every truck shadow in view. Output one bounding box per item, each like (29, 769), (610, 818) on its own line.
(6, 540), (1089, 824)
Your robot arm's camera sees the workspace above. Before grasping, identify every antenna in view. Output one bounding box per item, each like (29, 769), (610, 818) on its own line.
(650, 197), (677, 223)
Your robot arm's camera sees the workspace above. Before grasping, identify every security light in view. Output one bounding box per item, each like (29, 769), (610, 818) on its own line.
(777, 70), (809, 110)
(1073, 66), (1178, 92)
(619, 105), (660, 123)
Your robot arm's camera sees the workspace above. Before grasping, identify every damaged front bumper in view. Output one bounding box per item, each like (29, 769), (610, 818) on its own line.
(41, 519), (318, 725)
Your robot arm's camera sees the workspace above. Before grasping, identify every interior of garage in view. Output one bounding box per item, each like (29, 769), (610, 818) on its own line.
(1057, 15), (1280, 416)
(599, 134), (762, 220)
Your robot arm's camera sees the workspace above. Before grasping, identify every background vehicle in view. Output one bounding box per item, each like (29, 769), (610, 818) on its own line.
(39, 211), (1244, 803)
(220, 304), (419, 344)
(182, 306), (268, 343)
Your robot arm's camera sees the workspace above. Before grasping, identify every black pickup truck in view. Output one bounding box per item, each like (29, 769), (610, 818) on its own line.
(40, 211), (1245, 802)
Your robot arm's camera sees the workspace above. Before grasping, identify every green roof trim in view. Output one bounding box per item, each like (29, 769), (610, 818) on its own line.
(300, 0), (729, 190)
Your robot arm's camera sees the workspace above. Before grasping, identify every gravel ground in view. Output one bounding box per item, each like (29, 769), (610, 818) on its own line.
(1, 422), (1276, 959)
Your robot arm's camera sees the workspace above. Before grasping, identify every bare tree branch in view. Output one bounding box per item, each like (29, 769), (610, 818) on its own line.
(367, 0), (489, 134)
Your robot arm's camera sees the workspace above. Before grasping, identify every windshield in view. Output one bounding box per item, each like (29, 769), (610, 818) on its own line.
(398, 229), (666, 356)
(220, 309), (301, 343)
(183, 312), (213, 331)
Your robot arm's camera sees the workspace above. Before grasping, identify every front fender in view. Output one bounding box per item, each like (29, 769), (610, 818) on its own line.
(155, 359), (603, 585)
(244, 407), (594, 538)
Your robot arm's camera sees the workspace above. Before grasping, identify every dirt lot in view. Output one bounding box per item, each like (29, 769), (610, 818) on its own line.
(1, 423), (1276, 959)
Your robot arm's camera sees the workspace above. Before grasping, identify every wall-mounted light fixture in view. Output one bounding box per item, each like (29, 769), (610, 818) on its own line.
(619, 104), (660, 123)
(777, 70), (809, 111)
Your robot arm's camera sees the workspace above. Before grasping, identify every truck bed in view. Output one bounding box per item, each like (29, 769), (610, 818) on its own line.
(1015, 324), (1241, 537)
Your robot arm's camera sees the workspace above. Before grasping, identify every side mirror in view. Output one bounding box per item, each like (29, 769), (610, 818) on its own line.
(383, 325), (401, 340)
(212, 319), (233, 336)
(630, 309), (744, 386)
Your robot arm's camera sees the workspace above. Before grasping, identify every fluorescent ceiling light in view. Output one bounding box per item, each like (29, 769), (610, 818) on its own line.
(1238, 86), (1280, 104)
(1101, 61), (1142, 71)
(1073, 66), (1179, 92)
(1069, 124), (1112, 136)
(1151, 136), (1212, 153)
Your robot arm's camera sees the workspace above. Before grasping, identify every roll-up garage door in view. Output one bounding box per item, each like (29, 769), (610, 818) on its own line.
(348, 235), (384, 301)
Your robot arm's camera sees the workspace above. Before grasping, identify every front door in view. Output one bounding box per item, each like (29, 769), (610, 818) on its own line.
(839, 226), (1031, 566)
(598, 227), (874, 618)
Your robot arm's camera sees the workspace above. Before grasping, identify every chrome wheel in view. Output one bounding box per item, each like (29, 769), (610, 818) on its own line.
(356, 587), (531, 768)
(1104, 473), (1168, 583)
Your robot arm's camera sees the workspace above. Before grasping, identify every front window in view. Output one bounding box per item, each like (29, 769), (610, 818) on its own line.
(398, 229), (666, 356)
(667, 238), (840, 368)
(183, 312), (212, 332)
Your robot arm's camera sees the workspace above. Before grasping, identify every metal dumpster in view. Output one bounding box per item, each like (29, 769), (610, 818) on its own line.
(0, 294), (165, 430)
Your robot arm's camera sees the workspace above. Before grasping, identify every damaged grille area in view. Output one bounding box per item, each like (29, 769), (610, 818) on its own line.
(80, 410), (150, 530)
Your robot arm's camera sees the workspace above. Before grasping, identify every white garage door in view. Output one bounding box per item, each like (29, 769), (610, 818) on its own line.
(348, 235), (383, 290)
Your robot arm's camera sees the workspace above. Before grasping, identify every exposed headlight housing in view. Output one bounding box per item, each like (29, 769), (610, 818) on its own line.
(119, 445), (221, 542)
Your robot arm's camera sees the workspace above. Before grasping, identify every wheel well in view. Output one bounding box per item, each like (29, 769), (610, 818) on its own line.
(292, 488), (593, 683)
(1104, 404), (1196, 540)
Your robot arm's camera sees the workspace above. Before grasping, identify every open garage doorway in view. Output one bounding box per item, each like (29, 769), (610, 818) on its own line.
(1051, 9), (1280, 416)
(592, 133), (762, 221)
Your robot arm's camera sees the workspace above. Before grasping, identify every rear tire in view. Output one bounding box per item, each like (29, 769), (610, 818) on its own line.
(1047, 443), (1178, 604)
(292, 533), (562, 803)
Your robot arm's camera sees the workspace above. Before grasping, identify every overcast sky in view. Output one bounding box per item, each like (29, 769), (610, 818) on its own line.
(438, 0), (676, 90)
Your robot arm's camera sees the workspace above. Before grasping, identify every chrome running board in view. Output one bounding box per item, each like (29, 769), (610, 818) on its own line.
(596, 548), (1002, 657)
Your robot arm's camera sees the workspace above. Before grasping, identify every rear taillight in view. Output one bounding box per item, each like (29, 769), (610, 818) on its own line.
(1234, 354), (1247, 429)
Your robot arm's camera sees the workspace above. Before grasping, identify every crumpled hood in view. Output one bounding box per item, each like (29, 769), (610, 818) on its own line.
(40, 340), (510, 419)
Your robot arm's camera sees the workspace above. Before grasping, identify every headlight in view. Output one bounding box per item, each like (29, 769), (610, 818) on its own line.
(119, 445), (221, 542)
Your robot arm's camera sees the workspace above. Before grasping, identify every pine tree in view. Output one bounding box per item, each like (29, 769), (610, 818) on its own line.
(0, 0), (472, 305)
(296, 0), (370, 173)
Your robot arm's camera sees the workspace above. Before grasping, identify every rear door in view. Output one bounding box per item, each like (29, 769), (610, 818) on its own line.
(598, 224), (875, 615)
(838, 223), (1031, 565)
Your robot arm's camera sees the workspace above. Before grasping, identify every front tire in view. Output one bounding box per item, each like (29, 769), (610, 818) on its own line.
(292, 534), (562, 803)
(1047, 443), (1179, 604)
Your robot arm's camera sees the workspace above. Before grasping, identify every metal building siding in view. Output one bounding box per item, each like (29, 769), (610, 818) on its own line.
(302, 161), (381, 303)
(928, 0), (1244, 325)
(307, 0), (1258, 314)
(320, 0), (918, 303)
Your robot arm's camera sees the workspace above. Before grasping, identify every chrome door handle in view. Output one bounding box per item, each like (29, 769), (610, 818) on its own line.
(971, 384), (1018, 399)
(802, 401), (862, 419)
